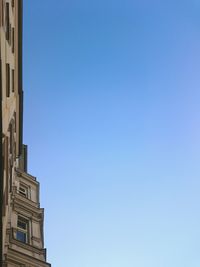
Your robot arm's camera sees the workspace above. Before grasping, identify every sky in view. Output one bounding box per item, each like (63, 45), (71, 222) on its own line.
(23, 1), (200, 267)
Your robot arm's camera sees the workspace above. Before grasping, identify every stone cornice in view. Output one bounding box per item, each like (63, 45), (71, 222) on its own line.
(15, 168), (39, 185)
(12, 188), (40, 208)
(5, 247), (51, 267)
(12, 195), (44, 220)
(9, 229), (46, 255)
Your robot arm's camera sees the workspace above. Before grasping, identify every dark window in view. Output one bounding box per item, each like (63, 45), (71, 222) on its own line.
(14, 112), (16, 132)
(12, 27), (14, 53)
(18, 219), (27, 229)
(2, 1), (4, 27)
(9, 23), (11, 44)
(9, 123), (12, 154)
(6, 3), (9, 41)
(12, 69), (14, 92)
(6, 63), (10, 97)
(9, 160), (12, 192)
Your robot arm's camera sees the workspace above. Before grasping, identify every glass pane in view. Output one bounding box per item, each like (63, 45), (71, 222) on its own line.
(17, 220), (27, 229)
(19, 191), (27, 197)
(16, 230), (27, 243)
(20, 187), (26, 193)
(19, 186), (28, 197)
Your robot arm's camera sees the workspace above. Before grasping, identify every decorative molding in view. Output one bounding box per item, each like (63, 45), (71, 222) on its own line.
(5, 247), (51, 267)
(9, 228), (47, 257)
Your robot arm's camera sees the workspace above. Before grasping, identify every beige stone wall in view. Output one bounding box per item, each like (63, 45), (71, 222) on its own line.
(1, 0), (20, 256)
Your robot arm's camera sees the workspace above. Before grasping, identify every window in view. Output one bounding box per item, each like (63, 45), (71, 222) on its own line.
(9, 22), (11, 45)
(19, 184), (28, 198)
(12, 27), (14, 53)
(9, 123), (13, 154)
(16, 216), (29, 243)
(14, 112), (16, 132)
(1, 1), (4, 27)
(5, 3), (9, 41)
(6, 63), (10, 97)
(9, 160), (12, 193)
(12, 69), (14, 92)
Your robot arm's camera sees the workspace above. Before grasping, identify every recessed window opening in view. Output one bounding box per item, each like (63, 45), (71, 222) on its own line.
(16, 216), (29, 243)
(19, 184), (28, 198)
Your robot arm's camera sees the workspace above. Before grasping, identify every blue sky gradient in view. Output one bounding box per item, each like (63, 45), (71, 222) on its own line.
(23, 1), (200, 266)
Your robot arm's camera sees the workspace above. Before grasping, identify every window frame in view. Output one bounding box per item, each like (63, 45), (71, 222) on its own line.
(5, 2), (9, 41)
(6, 63), (10, 97)
(12, 27), (14, 53)
(18, 183), (29, 198)
(16, 216), (29, 244)
(12, 68), (14, 92)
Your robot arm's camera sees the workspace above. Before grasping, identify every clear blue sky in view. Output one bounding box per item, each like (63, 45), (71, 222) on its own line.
(23, 1), (200, 267)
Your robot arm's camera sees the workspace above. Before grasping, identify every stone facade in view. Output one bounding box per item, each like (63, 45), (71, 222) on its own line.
(0, 1), (51, 266)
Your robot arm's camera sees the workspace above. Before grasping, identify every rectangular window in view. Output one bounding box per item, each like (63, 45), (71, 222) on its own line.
(9, 123), (13, 154)
(6, 3), (9, 41)
(14, 112), (16, 132)
(19, 184), (28, 198)
(12, 69), (14, 92)
(1, 1), (4, 27)
(12, 27), (14, 53)
(9, 160), (12, 192)
(6, 63), (10, 97)
(16, 216), (29, 243)
(9, 23), (11, 45)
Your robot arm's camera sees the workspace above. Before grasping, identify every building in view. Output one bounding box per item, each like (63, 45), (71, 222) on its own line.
(0, 1), (51, 266)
